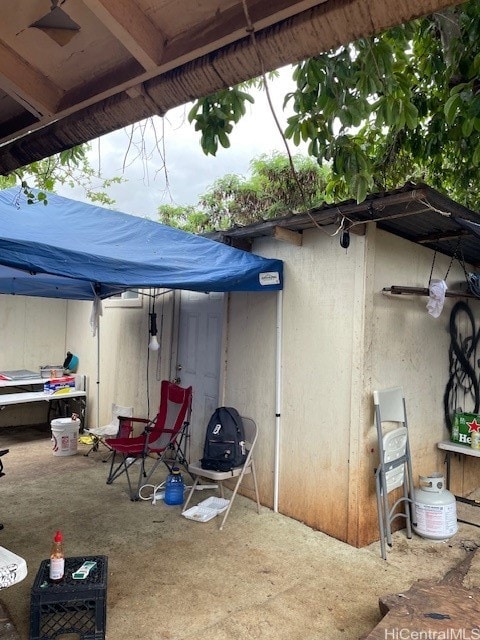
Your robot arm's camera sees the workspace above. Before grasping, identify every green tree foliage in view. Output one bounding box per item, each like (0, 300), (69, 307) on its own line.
(157, 203), (210, 233)
(157, 152), (331, 232)
(188, 75), (277, 156)
(189, 1), (480, 208)
(188, 87), (255, 156)
(199, 153), (330, 227)
(0, 145), (122, 205)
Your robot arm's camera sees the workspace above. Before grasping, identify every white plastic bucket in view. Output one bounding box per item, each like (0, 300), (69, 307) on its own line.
(51, 418), (80, 457)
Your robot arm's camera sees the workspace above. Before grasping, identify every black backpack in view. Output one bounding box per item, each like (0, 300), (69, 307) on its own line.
(201, 407), (247, 472)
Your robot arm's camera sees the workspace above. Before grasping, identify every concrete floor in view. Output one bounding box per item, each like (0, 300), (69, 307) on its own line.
(1, 424), (480, 640)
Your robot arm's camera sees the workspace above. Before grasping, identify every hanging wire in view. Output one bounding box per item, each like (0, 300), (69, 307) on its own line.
(156, 295), (165, 381)
(427, 237), (469, 290)
(145, 288), (174, 410)
(427, 250), (437, 286)
(443, 238), (461, 282)
(240, 0), (343, 237)
(146, 290), (155, 417)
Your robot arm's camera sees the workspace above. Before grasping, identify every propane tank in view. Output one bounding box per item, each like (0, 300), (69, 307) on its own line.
(414, 473), (457, 540)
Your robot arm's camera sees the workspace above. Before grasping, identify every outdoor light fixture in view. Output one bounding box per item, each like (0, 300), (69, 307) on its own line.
(30, 0), (81, 46)
(148, 312), (160, 351)
(340, 230), (350, 249)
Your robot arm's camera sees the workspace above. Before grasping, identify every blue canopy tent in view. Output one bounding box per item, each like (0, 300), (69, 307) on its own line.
(0, 188), (283, 297)
(0, 188), (285, 507)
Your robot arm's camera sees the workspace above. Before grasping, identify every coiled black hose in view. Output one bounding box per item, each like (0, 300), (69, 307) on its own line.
(443, 301), (480, 433)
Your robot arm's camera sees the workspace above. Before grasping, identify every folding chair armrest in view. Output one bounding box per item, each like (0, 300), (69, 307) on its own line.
(119, 416), (149, 425)
(119, 416), (153, 432)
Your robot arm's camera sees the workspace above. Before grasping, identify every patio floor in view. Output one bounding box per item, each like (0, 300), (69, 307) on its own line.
(1, 424), (479, 640)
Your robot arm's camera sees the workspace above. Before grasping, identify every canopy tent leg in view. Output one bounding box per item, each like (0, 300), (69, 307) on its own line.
(96, 319), (100, 429)
(274, 289), (283, 513)
(89, 294), (102, 430)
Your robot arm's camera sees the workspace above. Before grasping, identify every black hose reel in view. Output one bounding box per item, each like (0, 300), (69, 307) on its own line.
(443, 301), (480, 434)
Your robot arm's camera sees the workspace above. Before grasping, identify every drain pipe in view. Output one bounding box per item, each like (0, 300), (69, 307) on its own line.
(274, 289), (283, 512)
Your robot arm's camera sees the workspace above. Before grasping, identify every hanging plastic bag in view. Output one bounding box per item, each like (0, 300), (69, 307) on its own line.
(426, 279), (447, 318)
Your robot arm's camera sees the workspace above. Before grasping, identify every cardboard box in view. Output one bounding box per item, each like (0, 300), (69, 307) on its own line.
(451, 412), (480, 445)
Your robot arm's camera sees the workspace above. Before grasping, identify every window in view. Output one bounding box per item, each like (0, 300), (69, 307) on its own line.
(104, 290), (143, 308)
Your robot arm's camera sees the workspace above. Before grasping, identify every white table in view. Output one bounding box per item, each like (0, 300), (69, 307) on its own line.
(0, 389), (86, 406)
(0, 377), (87, 430)
(438, 440), (480, 526)
(0, 546), (27, 589)
(0, 377), (46, 388)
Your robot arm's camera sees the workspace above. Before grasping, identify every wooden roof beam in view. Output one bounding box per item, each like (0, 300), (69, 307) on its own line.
(349, 223), (366, 236)
(164, 0), (330, 67)
(274, 226), (303, 245)
(417, 229), (469, 244)
(0, 41), (62, 117)
(57, 59), (143, 112)
(383, 285), (480, 299)
(81, 0), (166, 71)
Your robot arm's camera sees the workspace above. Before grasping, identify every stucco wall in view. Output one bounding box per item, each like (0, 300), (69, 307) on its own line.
(225, 223), (480, 547)
(65, 291), (175, 430)
(0, 291), (175, 432)
(224, 227), (365, 542)
(221, 289), (278, 507)
(0, 295), (68, 426)
(356, 226), (480, 546)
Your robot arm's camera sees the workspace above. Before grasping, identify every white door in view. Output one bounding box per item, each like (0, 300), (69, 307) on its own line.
(175, 290), (224, 457)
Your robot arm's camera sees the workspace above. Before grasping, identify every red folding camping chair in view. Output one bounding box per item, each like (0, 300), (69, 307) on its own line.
(105, 381), (192, 500)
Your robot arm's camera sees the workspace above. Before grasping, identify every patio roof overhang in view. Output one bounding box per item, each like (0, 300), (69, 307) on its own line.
(0, 0), (464, 175)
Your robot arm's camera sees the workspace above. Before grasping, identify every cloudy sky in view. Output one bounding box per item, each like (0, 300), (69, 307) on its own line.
(57, 65), (305, 219)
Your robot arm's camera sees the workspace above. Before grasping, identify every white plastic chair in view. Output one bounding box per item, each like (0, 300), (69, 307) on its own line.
(182, 416), (260, 530)
(84, 403), (134, 460)
(374, 388), (415, 560)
